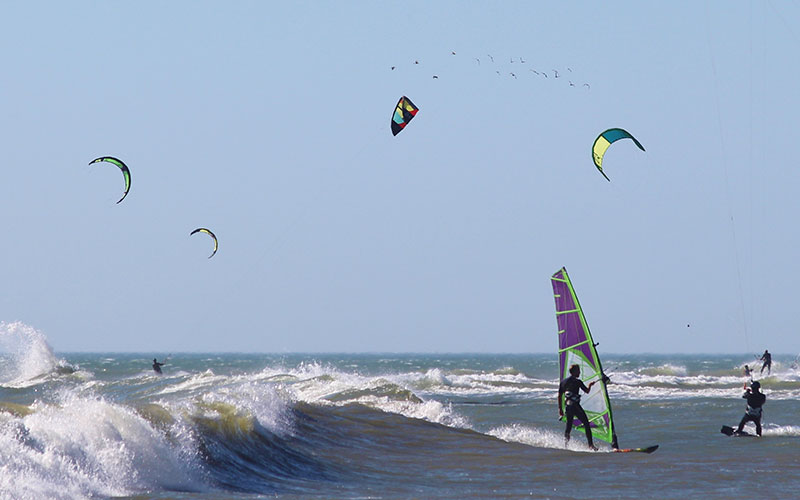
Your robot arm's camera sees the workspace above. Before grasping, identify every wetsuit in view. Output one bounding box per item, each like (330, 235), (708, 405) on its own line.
(152, 360), (164, 374)
(760, 352), (771, 375)
(735, 389), (766, 436)
(559, 375), (594, 448)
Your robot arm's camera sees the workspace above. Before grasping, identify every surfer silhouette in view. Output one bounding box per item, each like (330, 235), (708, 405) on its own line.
(735, 380), (766, 436)
(759, 350), (772, 375)
(558, 364), (597, 450)
(743, 365), (753, 379)
(152, 358), (165, 374)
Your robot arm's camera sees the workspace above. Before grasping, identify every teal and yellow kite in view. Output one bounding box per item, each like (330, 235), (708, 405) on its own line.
(190, 228), (218, 259)
(391, 96), (419, 136)
(89, 156), (131, 203)
(591, 128), (645, 181)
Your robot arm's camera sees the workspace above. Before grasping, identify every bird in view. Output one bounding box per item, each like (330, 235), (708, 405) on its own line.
(474, 58), (480, 65)
(414, 60), (419, 65)
(391, 66), (396, 70)
(530, 69), (539, 75)
(487, 54), (494, 62)
(520, 57), (526, 63)
(432, 75), (438, 79)
(510, 72), (517, 79)
(583, 83), (590, 90)
(569, 81), (575, 87)
(553, 69), (559, 78)
(451, 51), (456, 55)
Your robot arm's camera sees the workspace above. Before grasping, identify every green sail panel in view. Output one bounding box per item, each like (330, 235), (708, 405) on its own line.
(551, 267), (617, 447)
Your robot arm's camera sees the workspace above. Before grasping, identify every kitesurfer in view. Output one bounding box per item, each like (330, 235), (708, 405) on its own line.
(558, 364), (597, 450)
(152, 358), (165, 374)
(759, 350), (772, 375)
(743, 365), (753, 379)
(734, 380), (766, 436)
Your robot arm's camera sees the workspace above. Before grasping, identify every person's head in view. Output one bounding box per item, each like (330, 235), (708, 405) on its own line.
(153, 358), (157, 363)
(765, 350), (769, 353)
(569, 364), (580, 377)
(751, 381), (761, 392)
(744, 365), (749, 369)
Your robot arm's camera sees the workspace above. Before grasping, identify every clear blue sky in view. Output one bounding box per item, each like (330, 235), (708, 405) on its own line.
(1, 1), (798, 353)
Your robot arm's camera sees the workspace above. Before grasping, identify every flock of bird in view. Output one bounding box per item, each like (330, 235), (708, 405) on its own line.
(391, 50), (591, 89)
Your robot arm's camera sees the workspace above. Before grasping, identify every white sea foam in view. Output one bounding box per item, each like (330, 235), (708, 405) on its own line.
(762, 424), (800, 437)
(250, 362), (473, 428)
(0, 394), (202, 500)
(488, 423), (601, 453)
(194, 378), (294, 435)
(0, 322), (79, 388)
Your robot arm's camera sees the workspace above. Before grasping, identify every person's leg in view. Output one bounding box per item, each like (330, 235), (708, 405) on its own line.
(564, 405), (576, 443)
(574, 405), (594, 448)
(735, 414), (750, 433)
(755, 417), (762, 436)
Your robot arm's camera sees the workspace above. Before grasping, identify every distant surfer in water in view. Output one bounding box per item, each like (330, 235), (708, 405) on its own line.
(152, 358), (165, 374)
(558, 364), (597, 450)
(735, 380), (766, 436)
(743, 365), (753, 379)
(759, 350), (772, 375)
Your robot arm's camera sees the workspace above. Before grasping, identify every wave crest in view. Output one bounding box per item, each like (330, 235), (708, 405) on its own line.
(0, 322), (75, 387)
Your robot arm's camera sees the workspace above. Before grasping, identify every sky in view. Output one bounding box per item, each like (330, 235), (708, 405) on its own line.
(1, 1), (799, 354)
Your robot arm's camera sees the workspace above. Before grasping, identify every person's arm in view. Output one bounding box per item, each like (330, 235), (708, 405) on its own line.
(580, 380), (596, 393)
(558, 385), (564, 416)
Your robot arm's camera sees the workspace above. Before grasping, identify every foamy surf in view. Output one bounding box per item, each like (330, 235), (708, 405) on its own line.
(0, 322), (78, 388)
(488, 423), (602, 453)
(0, 395), (203, 500)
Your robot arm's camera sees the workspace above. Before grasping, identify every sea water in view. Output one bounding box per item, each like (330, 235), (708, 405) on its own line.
(1, 321), (799, 499)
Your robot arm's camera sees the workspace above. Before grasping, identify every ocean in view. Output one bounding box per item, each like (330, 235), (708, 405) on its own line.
(1, 322), (799, 499)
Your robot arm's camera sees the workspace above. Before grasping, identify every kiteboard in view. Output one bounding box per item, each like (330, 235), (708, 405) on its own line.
(551, 267), (659, 455)
(721, 425), (755, 437)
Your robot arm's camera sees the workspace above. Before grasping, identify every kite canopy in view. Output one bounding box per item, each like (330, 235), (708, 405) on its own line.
(190, 228), (218, 259)
(591, 128), (645, 181)
(89, 156), (131, 203)
(391, 96), (419, 136)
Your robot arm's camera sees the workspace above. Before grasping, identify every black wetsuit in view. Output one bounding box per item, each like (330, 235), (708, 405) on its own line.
(559, 375), (594, 447)
(760, 352), (772, 375)
(152, 361), (164, 374)
(736, 389), (766, 436)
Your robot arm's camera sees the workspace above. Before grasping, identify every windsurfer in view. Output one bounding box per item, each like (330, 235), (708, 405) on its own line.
(735, 380), (766, 436)
(759, 350), (772, 375)
(558, 364), (597, 450)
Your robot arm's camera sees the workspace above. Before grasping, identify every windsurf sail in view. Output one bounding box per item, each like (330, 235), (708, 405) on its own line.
(551, 267), (618, 449)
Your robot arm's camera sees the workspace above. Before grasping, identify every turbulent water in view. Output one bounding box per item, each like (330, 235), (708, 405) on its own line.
(1, 322), (799, 499)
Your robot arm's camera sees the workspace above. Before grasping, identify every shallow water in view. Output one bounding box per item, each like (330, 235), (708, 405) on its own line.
(1, 324), (799, 499)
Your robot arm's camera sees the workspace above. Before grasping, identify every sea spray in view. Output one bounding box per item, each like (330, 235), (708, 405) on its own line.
(0, 394), (203, 499)
(0, 322), (71, 386)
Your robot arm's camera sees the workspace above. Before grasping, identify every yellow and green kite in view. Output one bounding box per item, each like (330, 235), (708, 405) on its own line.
(89, 156), (131, 203)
